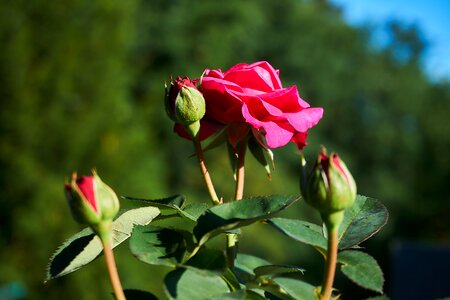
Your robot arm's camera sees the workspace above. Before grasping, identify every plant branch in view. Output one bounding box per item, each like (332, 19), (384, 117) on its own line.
(193, 138), (220, 205)
(101, 238), (126, 300)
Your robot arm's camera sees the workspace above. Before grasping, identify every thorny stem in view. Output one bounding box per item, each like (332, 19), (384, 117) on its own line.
(193, 138), (220, 205)
(101, 238), (126, 300)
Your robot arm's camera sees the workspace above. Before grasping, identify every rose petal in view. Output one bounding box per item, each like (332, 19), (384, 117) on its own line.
(201, 76), (242, 94)
(259, 86), (310, 112)
(224, 61), (282, 92)
(224, 68), (273, 92)
(262, 121), (294, 148)
(249, 61), (283, 89)
(76, 176), (97, 212)
(285, 107), (324, 132)
(238, 93), (283, 120)
(223, 63), (248, 74)
(201, 77), (244, 123)
(291, 132), (308, 149)
(242, 104), (293, 148)
(203, 69), (224, 79)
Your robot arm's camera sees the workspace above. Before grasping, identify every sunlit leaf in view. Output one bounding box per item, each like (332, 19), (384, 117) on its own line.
(253, 265), (305, 279)
(124, 194), (211, 222)
(129, 225), (187, 267)
(338, 195), (388, 249)
(46, 207), (159, 281)
(194, 195), (298, 246)
(178, 203), (211, 222)
(269, 195), (388, 252)
(268, 218), (327, 251)
(338, 250), (384, 293)
(123, 194), (185, 209)
(235, 253), (271, 283)
(235, 253), (271, 275)
(272, 278), (316, 300)
(164, 268), (229, 300)
(209, 290), (246, 300)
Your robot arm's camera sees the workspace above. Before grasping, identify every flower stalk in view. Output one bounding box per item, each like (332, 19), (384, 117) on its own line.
(233, 140), (247, 201)
(64, 172), (125, 299)
(100, 232), (126, 300)
(193, 137), (220, 205)
(300, 149), (357, 299)
(320, 211), (343, 300)
(227, 140), (247, 268)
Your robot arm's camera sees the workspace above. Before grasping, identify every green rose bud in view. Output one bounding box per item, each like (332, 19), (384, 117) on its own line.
(300, 149), (357, 215)
(165, 76), (206, 138)
(65, 171), (120, 239)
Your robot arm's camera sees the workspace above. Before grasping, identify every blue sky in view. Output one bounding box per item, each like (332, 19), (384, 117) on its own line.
(329, 0), (450, 81)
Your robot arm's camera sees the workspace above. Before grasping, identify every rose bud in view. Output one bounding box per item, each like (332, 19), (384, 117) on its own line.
(165, 76), (206, 138)
(65, 172), (120, 228)
(300, 149), (356, 216)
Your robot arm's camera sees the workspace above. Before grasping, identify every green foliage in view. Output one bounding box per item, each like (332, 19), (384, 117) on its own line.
(338, 250), (384, 293)
(253, 265), (305, 279)
(270, 196), (388, 254)
(194, 195), (298, 246)
(46, 207), (159, 280)
(268, 218), (327, 251)
(267, 197), (387, 296)
(130, 225), (187, 267)
(272, 278), (316, 300)
(338, 196), (389, 250)
(183, 248), (227, 275)
(164, 268), (230, 300)
(131, 219), (228, 273)
(44, 193), (386, 298)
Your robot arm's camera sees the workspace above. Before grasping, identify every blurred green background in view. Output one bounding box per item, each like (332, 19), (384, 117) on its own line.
(1, 0), (449, 299)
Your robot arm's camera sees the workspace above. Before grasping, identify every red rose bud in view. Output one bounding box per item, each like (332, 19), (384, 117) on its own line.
(65, 172), (120, 227)
(301, 149), (356, 215)
(165, 76), (206, 138)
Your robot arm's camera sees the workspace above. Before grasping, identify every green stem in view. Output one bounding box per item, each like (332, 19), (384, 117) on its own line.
(320, 211), (343, 300)
(101, 238), (126, 300)
(320, 228), (338, 300)
(233, 140), (247, 201)
(227, 140), (247, 268)
(193, 138), (220, 205)
(226, 233), (238, 269)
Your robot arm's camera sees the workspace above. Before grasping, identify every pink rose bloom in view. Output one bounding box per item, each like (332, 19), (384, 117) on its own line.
(177, 61), (323, 149)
